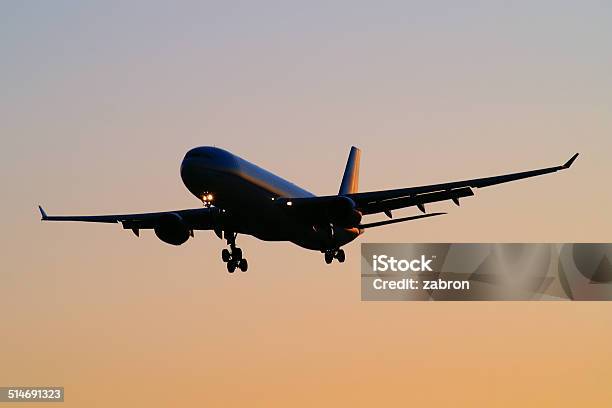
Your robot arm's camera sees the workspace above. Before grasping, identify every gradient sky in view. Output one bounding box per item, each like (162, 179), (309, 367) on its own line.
(2, 1), (612, 406)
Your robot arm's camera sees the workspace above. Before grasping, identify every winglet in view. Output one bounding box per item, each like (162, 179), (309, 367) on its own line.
(562, 153), (579, 169)
(38, 205), (48, 220)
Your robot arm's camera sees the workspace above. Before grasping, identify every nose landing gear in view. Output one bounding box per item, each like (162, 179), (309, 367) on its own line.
(324, 248), (345, 264)
(221, 232), (248, 273)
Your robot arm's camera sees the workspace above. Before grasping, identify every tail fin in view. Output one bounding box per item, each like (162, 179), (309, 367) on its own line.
(339, 146), (361, 195)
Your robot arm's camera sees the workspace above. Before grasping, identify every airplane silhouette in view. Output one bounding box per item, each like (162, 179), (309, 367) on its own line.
(40, 146), (578, 272)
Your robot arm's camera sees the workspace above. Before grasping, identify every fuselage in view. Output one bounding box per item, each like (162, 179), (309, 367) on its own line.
(180, 146), (361, 251)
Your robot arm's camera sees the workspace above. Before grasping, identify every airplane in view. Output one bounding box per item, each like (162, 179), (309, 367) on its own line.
(39, 146), (579, 273)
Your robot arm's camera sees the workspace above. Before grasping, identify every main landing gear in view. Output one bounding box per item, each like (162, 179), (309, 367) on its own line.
(221, 232), (248, 273)
(324, 248), (345, 264)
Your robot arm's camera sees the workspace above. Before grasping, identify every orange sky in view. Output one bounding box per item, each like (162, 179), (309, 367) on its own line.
(2, 1), (612, 406)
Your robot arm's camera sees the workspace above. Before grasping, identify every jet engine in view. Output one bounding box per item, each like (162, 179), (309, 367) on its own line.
(328, 196), (362, 227)
(154, 213), (191, 245)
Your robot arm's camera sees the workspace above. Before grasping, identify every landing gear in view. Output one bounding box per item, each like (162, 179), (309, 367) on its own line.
(227, 257), (247, 272)
(336, 249), (345, 263)
(221, 232), (248, 273)
(324, 248), (345, 264)
(221, 249), (231, 263)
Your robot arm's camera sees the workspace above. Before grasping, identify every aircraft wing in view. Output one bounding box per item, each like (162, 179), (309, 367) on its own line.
(347, 153), (578, 216)
(38, 206), (224, 232)
(278, 153), (578, 221)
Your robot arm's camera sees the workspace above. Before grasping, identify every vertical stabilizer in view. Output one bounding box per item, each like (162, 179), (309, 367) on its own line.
(339, 146), (361, 195)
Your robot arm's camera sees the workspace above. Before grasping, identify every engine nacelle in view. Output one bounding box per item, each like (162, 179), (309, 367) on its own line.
(341, 209), (363, 227)
(329, 196), (362, 227)
(154, 213), (190, 245)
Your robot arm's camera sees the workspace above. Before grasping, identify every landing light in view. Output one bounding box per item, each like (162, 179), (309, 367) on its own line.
(287, 201), (293, 206)
(202, 192), (214, 208)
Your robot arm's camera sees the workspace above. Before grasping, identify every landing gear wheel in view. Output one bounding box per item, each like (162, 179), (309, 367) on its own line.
(233, 247), (243, 261)
(223, 232), (247, 272)
(336, 249), (345, 263)
(221, 249), (231, 263)
(324, 251), (333, 264)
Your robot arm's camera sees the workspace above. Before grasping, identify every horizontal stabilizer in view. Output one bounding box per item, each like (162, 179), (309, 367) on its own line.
(358, 212), (446, 229)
